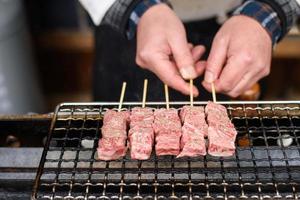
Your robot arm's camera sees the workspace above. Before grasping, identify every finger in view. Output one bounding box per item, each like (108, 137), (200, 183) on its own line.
(168, 35), (197, 80)
(202, 80), (212, 93)
(214, 56), (249, 93)
(149, 54), (199, 96)
(170, 44), (206, 79)
(202, 68), (257, 95)
(195, 61), (206, 76)
(170, 43), (197, 64)
(204, 35), (229, 83)
(227, 72), (261, 98)
(158, 69), (199, 97)
(192, 45), (206, 62)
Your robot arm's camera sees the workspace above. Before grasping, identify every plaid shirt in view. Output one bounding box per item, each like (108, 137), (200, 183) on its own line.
(233, 1), (283, 44)
(127, 0), (163, 39)
(102, 0), (300, 44)
(101, 0), (169, 36)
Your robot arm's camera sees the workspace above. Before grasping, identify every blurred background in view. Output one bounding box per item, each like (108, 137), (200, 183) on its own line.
(0, 0), (300, 114)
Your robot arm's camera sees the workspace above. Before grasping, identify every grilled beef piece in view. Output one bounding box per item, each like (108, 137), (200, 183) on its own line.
(153, 108), (182, 156)
(130, 107), (154, 128)
(205, 101), (237, 157)
(177, 106), (207, 158)
(98, 110), (129, 160)
(129, 107), (154, 160)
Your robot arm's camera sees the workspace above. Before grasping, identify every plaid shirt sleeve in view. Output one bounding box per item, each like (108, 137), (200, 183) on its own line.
(101, 0), (169, 38)
(101, 0), (148, 38)
(233, 1), (282, 45)
(234, 0), (300, 44)
(127, 0), (163, 39)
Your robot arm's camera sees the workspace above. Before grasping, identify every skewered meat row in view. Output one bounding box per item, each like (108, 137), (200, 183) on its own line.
(205, 101), (237, 157)
(153, 108), (182, 156)
(178, 106), (208, 158)
(97, 110), (129, 160)
(129, 107), (154, 160)
(98, 103), (237, 160)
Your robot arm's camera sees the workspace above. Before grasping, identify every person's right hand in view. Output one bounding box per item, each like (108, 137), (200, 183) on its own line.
(136, 4), (206, 97)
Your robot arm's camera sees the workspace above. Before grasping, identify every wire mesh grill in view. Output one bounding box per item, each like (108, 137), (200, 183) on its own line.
(32, 101), (300, 200)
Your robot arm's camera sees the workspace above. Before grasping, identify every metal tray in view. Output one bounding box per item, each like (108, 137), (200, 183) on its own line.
(32, 101), (300, 199)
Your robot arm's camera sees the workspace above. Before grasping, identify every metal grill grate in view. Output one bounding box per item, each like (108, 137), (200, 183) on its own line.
(32, 101), (300, 200)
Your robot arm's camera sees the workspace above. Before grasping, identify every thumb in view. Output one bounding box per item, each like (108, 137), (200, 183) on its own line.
(149, 53), (199, 97)
(205, 36), (229, 83)
(168, 34), (197, 80)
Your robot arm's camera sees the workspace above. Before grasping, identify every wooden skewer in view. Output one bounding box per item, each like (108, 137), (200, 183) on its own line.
(211, 82), (217, 103)
(142, 79), (148, 108)
(118, 82), (127, 112)
(164, 84), (170, 109)
(190, 79), (194, 107)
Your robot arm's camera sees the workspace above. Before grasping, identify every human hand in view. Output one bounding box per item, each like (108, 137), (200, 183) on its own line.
(136, 4), (206, 97)
(203, 15), (272, 98)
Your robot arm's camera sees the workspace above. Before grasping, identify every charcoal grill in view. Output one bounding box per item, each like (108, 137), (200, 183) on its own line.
(32, 101), (300, 200)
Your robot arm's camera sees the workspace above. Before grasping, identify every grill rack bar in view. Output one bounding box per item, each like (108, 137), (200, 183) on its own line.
(32, 101), (300, 200)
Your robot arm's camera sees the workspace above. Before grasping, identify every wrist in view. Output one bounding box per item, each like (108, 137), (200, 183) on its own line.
(233, 1), (282, 45)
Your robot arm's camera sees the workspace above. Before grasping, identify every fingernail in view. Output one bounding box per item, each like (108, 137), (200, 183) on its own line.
(180, 66), (197, 79)
(205, 71), (215, 83)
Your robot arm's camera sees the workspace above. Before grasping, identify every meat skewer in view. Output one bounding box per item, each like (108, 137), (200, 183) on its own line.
(177, 79), (207, 158)
(129, 79), (154, 160)
(153, 85), (182, 156)
(129, 108), (154, 160)
(206, 83), (237, 157)
(178, 106), (207, 157)
(97, 82), (129, 160)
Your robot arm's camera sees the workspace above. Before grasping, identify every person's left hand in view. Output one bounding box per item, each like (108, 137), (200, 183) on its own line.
(202, 15), (272, 98)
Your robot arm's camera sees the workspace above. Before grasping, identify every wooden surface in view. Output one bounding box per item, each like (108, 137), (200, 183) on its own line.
(274, 35), (300, 59)
(37, 30), (94, 53)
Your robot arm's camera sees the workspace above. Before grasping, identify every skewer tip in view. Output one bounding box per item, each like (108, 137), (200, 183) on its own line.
(142, 79), (148, 108)
(118, 82), (127, 112)
(164, 84), (170, 109)
(190, 79), (194, 107)
(211, 82), (217, 103)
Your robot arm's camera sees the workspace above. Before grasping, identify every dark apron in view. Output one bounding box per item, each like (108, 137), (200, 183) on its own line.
(93, 18), (226, 102)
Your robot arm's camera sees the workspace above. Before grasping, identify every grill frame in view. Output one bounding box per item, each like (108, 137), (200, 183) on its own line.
(32, 101), (300, 200)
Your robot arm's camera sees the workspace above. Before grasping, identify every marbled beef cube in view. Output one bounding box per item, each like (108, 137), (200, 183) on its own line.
(97, 110), (129, 160)
(130, 107), (154, 128)
(129, 127), (154, 160)
(205, 102), (237, 157)
(97, 137), (127, 160)
(155, 131), (181, 156)
(154, 108), (182, 156)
